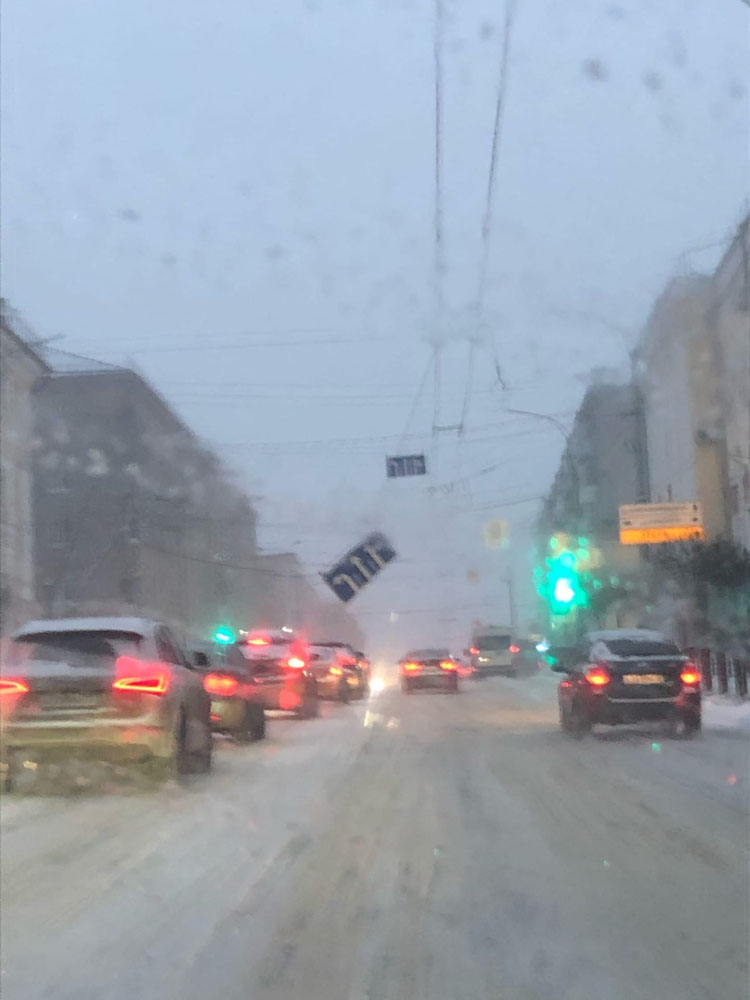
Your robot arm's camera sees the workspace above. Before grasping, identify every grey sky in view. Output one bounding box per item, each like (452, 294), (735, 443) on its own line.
(2, 0), (748, 653)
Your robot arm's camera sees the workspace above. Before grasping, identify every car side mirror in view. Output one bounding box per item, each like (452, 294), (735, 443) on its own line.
(192, 651), (209, 669)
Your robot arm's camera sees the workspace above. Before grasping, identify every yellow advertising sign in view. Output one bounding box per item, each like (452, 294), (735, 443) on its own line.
(620, 525), (705, 545)
(483, 519), (509, 549)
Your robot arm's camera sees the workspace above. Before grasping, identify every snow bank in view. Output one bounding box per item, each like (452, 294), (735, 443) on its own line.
(703, 696), (750, 732)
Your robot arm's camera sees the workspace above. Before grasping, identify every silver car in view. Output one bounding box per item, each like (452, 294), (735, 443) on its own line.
(0, 617), (213, 788)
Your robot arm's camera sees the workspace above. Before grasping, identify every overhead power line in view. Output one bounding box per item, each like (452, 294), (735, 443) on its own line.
(433, 0), (445, 318)
(474, 0), (520, 395)
(64, 335), (401, 355)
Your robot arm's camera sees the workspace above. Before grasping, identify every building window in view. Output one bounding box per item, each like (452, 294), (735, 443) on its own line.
(50, 518), (71, 548)
(730, 484), (740, 515)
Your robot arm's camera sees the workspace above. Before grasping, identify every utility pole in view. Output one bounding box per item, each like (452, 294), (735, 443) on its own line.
(505, 571), (518, 633)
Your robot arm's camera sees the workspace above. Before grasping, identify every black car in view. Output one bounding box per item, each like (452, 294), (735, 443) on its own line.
(189, 643), (266, 742)
(552, 629), (701, 738)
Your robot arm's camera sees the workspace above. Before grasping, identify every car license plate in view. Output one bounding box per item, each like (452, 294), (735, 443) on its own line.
(623, 674), (664, 685)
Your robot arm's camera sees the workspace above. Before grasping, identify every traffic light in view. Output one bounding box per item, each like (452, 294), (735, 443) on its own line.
(540, 537), (589, 616)
(213, 625), (235, 644)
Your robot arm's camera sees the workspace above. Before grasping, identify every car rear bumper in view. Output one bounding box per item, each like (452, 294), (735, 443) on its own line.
(403, 672), (457, 689)
(590, 692), (701, 725)
(473, 664), (514, 677)
(0, 718), (172, 762)
(208, 698), (247, 731)
(315, 675), (343, 698)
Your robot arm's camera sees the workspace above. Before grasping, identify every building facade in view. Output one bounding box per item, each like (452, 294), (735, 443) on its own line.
(707, 215), (750, 549)
(539, 377), (647, 553)
(537, 375), (647, 631)
(0, 303), (49, 633)
(636, 274), (730, 540)
(31, 359), (261, 640)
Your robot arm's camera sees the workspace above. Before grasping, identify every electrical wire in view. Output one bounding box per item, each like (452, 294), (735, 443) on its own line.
(474, 0), (519, 393)
(433, 0), (445, 319)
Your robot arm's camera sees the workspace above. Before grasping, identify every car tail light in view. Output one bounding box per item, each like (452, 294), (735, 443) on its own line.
(113, 656), (171, 695)
(469, 647), (479, 655)
(680, 665), (701, 686)
(509, 645), (520, 654)
(287, 656), (306, 669)
(585, 665), (610, 687)
(247, 636), (270, 646)
(203, 673), (239, 696)
(0, 678), (29, 697)
(330, 665), (343, 675)
(403, 662), (421, 672)
(440, 660), (457, 671)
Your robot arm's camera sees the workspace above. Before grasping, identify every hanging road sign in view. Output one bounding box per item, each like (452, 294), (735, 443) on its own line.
(322, 532), (397, 603)
(619, 502), (704, 545)
(386, 454), (427, 478)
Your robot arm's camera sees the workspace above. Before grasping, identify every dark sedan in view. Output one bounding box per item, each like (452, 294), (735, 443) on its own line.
(553, 629), (701, 738)
(189, 643), (266, 742)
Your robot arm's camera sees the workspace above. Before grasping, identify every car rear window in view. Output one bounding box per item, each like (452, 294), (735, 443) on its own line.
(309, 645), (336, 659)
(600, 639), (681, 657)
(406, 649), (450, 660)
(6, 631), (142, 667)
(239, 638), (297, 660)
(474, 635), (511, 651)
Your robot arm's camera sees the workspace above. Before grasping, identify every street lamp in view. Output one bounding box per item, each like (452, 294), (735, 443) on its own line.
(503, 408), (582, 525)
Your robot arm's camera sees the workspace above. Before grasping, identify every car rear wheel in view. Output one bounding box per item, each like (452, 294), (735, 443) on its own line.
(338, 680), (351, 704)
(668, 711), (701, 739)
(446, 677), (459, 693)
(298, 687), (320, 719)
(193, 730), (213, 773)
(561, 700), (590, 738)
(238, 702), (266, 742)
(0, 760), (13, 793)
(402, 680), (413, 694)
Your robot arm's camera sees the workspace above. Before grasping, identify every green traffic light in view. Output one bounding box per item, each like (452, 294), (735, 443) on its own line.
(213, 626), (235, 644)
(541, 536), (591, 616)
(554, 578), (576, 604)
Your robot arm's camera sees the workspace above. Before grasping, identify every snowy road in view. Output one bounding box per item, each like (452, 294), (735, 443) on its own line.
(1, 676), (748, 1000)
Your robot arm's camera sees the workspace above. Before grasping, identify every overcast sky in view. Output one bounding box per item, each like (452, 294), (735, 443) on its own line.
(2, 0), (748, 653)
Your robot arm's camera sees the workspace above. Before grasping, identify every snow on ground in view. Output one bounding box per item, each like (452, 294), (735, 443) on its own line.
(703, 695), (750, 731)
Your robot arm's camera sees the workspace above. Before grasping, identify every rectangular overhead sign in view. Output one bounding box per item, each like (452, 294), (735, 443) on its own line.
(321, 531), (397, 603)
(619, 502), (704, 545)
(386, 454), (427, 478)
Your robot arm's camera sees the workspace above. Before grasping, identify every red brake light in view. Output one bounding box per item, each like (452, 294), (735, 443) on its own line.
(113, 657), (171, 695)
(287, 656), (306, 669)
(585, 665), (610, 687)
(247, 636), (270, 646)
(0, 678), (29, 697)
(403, 662), (421, 672)
(509, 645), (520, 654)
(680, 666), (701, 686)
(440, 660), (457, 671)
(203, 673), (239, 696)
(469, 647), (479, 656)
